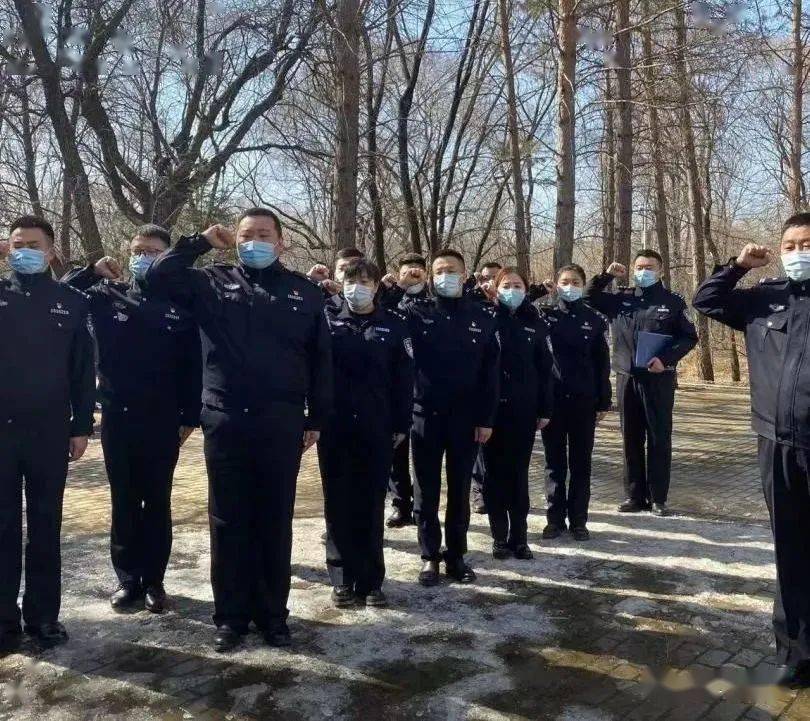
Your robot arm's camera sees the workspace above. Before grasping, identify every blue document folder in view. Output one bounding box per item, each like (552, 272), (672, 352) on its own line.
(634, 331), (673, 369)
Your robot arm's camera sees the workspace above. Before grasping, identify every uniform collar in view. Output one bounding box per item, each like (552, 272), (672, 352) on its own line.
(557, 298), (583, 313)
(436, 294), (465, 310)
(335, 298), (382, 322)
(635, 280), (663, 297)
(240, 258), (282, 282)
(789, 277), (810, 295)
(11, 269), (52, 289)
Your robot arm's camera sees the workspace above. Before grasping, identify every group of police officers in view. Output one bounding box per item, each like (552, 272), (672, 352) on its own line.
(0, 207), (808, 687)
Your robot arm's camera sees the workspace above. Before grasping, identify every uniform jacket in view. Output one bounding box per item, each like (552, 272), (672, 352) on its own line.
(146, 234), (333, 430)
(542, 298), (612, 411)
(62, 266), (202, 427)
(323, 301), (414, 434)
(0, 270), (95, 435)
(585, 273), (697, 375)
(693, 261), (810, 450)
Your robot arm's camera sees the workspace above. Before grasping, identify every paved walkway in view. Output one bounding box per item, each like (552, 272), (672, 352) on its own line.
(1, 383), (805, 720)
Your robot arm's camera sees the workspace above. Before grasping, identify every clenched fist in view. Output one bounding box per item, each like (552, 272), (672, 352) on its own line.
(308, 264), (330, 282)
(607, 262), (627, 278)
(381, 273), (397, 288)
(94, 256), (123, 280)
(398, 267), (425, 289)
(202, 224), (235, 250)
(736, 244), (772, 270)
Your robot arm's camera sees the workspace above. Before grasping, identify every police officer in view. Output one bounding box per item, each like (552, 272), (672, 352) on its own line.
(541, 264), (611, 541)
(62, 225), (201, 614)
(393, 249), (500, 586)
(307, 247), (364, 307)
(0, 216), (95, 650)
(693, 214), (810, 687)
(483, 267), (554, 560)
(147, 208), (333, 652)
(319, 259), (413, 608)
(585, 250), (697, 516)
(383, 253), (428, 528)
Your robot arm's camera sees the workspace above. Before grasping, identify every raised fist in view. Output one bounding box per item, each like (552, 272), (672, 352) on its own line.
(94, 256), (123, 280)
(398, 267), (425, 289)
(607, 262), (627, 278)
(308, 264), (330, 282)
(202, 224), (235, 250)
(381, 273), (397, 288)
(736, 244), (772, 270)
(322, 279), (341, 296)
(542, 279), (555, 292)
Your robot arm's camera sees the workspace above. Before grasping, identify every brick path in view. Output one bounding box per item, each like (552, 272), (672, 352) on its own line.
(2, 382), (806, 721)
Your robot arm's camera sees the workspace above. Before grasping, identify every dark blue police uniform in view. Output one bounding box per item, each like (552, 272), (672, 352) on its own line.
(319, 301), (413, 595)
(694, 262), (810, 666)
(540, 298), (611, 530)
(0, 270), (94, 634)
(482, 298), (554, 550)
(147, 234), (333, 636)
(62, 266), (201, 592)
(585, 274), (697, 506)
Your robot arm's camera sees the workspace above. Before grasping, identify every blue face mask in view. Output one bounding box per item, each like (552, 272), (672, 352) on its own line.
(558, 284), (583, 302)
(9, 247), (48, 275)
(634, 268), (658, 288)
(782, 251), (810, 282)
(498, 288), (525, 309)
(129, 254), (154, 280)
(237, 240), (278, 269)
(434, 272), (463, 298)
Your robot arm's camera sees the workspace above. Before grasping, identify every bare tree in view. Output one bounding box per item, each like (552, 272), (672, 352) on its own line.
(554, 0), (576, 268)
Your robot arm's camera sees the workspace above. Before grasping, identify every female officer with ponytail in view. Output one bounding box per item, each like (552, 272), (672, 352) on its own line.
(483, 267), (554, 560)
(540, 264), (611, 541)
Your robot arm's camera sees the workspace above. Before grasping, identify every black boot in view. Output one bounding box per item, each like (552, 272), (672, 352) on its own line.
(25, 622), (68, 648)
(144, 584), (167, 613)
(445, 557), (476, 583)
(418, 560), (440, 587)
(213, 625), (244, 653)
(331, 585), (355, 608)
(617, 499), (650, 513)
(386, 508), (413, 528)
(492, 541), (512, 559)
(110, 583), (143, 612)
(542, 523), (565, 540)
(264, 621), (292, 648)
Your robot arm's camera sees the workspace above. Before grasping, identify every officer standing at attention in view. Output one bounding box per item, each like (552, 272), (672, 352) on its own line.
(381, 253), (428, 528)
(0, 216), (94, 650)
(319, 258), (414, 608)
(146, 208), (333, 652)
(62, 224), (201, 614)
(391, 249), (500, 586)
(693, 213), (810, 687)
(483, 267), (554, 560)
(585, 250), (697, 516)
(541, 264), (611, 541)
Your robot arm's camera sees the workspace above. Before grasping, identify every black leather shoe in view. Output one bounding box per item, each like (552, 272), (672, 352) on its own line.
(25, 621), (68, 648)
(386, 508), (413, 528)
(110, 583), (142, 612)
(0, 626), (22, 653)
(512, 544), (534, 560)
(264, 623), (292, 647)
(418, 560), (440, 587)
(213, 625), (244, 653)
(776, 662), (810, 688)
(144, 584), (167, 613)
(492, 542), (512, 559)
(331, 585), (355, 608)
(542, 523), (565, 539)
(365, 589), (388, 608)
(445, 557), (476, 583)
(618, 499), (649, 513)
(651, 503), (670, 517)
(571, 526), (591, 541)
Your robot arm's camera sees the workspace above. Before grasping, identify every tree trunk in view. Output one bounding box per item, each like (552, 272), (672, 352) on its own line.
(674, 4), (713, 381)
(790, 0), (806, 211)
(499, 0), (529, 276)
(602, 68), (616, 267)
(640, 0), (670, 285)
(554, 0), (576, 269)
(614, 0), (633, 270)
(332, 0), (361, 250)
(729, 330), (741, 383)
(20, 85), (43, 218)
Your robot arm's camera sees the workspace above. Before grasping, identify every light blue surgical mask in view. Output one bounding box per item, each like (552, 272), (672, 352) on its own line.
(782, 251), (810, 282)
(558, 284), (583, 302)
(634, 268), (658, 288)
(344, 283), (375, 310)
(129, 254), (154, 280)
(405, 282), (425, 296)
(498, 287), (525, 310)
(434, 272), (462, 298)
(237, 239), (278, 269)
(9, 247), (48, 275)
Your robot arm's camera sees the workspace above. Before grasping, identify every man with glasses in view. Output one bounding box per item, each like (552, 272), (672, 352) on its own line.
(62, 224), (201, 615)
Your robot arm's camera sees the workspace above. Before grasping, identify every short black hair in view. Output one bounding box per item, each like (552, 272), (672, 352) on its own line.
(398, 252), (426, 270)
(556, 263), (586, 284)
(633, 248), (663, 265)
(433, 248), (466, 268)
(134, 223), (171, 247)
(10, 214), (54, 243)
(336, 247), (363, 261)
(343, 258), (381, 283)
(782, 212), (810, 236)
(480, 261), (502, 271)
(236, 207), (282, 235)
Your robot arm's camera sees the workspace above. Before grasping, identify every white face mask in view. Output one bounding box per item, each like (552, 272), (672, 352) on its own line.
(344, 283), (375, 310)
(406, 282), (425, 296)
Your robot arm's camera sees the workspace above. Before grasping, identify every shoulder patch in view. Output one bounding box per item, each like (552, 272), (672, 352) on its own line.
(759, 276), (788, 285)
(385, 308), (407, 323)
(62, 283), (90, 302)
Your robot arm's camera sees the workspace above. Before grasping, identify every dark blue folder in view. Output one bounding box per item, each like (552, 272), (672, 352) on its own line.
(634, 331), (673, 369)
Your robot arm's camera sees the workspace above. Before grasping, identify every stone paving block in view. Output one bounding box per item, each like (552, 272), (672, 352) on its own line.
(729, 650), (765, 669)
(701, 700), (750, 721)
(698, 650), (733, 668)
